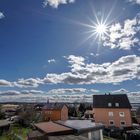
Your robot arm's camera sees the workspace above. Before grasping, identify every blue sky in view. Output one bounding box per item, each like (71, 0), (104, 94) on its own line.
(0, 0), (140, 102)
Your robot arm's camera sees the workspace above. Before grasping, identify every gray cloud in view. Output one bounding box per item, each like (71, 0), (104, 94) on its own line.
(0, 79), (12, 87)
(113, 69), (133, 76)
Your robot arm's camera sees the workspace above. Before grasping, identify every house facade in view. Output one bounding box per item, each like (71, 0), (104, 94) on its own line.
(42, 103), (68, 121)
(93, 94), (132, 128)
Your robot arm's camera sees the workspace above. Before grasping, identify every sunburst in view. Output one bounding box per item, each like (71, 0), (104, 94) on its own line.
(86, 17), (110, 41)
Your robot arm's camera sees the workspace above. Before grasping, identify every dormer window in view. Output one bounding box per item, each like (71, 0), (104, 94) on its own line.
(108, 103), (112, 107)
(115, 103), (119, 107)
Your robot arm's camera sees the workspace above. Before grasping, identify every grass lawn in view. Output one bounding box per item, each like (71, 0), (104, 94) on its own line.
(0, 125), (31, 140)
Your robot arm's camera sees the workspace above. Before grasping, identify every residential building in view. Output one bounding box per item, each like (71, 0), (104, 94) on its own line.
(93, 94), (132, 128)
(42, 103), (68, 121)
(34, 120), (104, 140)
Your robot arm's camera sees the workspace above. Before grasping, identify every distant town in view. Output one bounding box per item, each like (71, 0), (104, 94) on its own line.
(0, 93), (140, 140)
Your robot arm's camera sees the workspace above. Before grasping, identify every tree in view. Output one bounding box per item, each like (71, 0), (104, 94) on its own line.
(18, 105), (36, 127)
(78, 103), (86, 115)
(0, 107), (5, 119)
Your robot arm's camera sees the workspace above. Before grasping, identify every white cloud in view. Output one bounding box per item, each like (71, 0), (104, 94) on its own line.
(0, 12), (4, 19)
(47, 88), (86, 94)
(42, 55), (140, 85)
(0, 79), (12, 87)
(48, 59), (56, 64)
(0, 55), (139, 88)
(14, 78), (43, 88)
(43, 0), (75, 8)
(103, 14), (140, 50)
(0, 90), (20, 96)
(0, 88), (140, 103)
(111, 88), (129, 94)
(66, 55), (85, 73)
(129, 0), (140, 5)
(0, 88), (98, 102)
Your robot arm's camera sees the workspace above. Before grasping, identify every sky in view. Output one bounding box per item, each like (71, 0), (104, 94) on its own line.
(0, 0), (140, 103)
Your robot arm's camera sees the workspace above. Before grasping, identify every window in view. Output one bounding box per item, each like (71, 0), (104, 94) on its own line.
(115, 103), (119, 107)
(108, 103), (112, 107)
(108, 112), (113, 117)
(119, 112), (125, 117)
(120, 121), (126, 126)
(109, 120), (114, 125)
(47, 111), (52, 115)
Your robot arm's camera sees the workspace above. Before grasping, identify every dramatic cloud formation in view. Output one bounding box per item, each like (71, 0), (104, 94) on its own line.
(0, 55), (139, 88)
(43, 0), (75, 8)
(43, 55), (140, 85)
(103, 14), (140, 50)
(0, 12), (4, 19)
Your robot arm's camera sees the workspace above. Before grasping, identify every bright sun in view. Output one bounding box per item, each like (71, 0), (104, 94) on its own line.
(95, 24), (107, 35)
(80, 13), (110, 41)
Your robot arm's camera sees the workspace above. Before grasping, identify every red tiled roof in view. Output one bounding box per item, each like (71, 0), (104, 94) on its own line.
(34, 121), (73, 135)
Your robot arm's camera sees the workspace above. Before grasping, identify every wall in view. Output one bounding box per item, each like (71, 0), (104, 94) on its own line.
(61, 105), (68, 121)
(43, 110), (61, 121)
(94, 108), (132, 128)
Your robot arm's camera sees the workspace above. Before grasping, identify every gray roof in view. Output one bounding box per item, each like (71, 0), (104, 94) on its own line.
(56, 120), (104, 134)
(43, 103), (66, 110)
(0, 120), (11, 127)
(93, 94), (131, 109)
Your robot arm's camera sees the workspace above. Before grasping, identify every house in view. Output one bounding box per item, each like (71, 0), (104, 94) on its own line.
(93, 94), (132, 128)
(42, 103), (68, 121)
